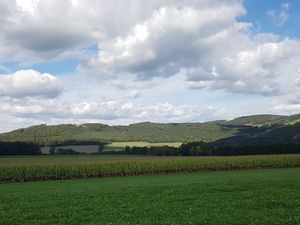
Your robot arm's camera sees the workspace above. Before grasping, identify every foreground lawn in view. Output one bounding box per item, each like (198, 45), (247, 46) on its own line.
(0, 168), (300, 225)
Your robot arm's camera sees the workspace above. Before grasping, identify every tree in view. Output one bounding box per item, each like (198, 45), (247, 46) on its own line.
(49, 147), (56, 155)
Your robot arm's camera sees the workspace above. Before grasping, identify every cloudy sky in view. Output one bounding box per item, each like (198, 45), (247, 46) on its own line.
(0, 0), (300, 132)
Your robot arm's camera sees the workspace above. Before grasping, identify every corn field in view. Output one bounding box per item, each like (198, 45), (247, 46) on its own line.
(1, 155), (300, 183)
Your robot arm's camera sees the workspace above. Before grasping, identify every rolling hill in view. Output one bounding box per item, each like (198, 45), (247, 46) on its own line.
(0, 114), (300, 146)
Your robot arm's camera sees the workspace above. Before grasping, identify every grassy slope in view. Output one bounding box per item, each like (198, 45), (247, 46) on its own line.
(223, 114), (300, 127)
(223, 114), (285, 126)
(213, 114), (300, 145)
(0, 168), (299, 225)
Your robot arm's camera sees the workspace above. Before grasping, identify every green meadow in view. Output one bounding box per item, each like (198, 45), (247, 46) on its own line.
(0, 168), (299, 225)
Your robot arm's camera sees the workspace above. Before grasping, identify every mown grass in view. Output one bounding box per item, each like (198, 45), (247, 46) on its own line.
(0, 168), (299, 225)
(0, 155), (299, 183)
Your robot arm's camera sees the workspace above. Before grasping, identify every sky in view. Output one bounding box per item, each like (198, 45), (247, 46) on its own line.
(0, 0), (300, 132)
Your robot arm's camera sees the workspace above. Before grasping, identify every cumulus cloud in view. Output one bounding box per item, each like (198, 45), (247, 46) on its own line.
(0, 70), (63, 98)
(2, 0), (298, 99)
(1, 0), (300, 132)
(0, 0), (96, 61)
(77, 0), (300, 99)
(187, 38), (300, 96)
(80, 2), (247, 79)
(0, 97), (228, 125)
(1, 0), (239, 62)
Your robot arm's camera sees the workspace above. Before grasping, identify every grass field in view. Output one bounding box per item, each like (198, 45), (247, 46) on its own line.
(0, 155), (299, 183)
(106, 141), (182, 148)
(0, 168), (299, 225)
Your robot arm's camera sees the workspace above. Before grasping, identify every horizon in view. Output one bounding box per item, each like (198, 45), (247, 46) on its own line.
(2, 112), (295, 134)
(1, 0), (300, 133)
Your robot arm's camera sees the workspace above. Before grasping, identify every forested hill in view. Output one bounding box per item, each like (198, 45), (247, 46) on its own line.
(0, 114), (300, 145)
(0, 122), (236, 145)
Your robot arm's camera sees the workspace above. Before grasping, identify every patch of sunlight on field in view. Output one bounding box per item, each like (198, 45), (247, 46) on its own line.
(106, 142), (182, 148)
(286, 119), (300, 126)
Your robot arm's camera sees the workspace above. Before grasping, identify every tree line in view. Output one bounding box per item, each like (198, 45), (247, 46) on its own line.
(1, 141), (300, 156)
(100, 141), (300, 156)
(0, 142), (41, 155)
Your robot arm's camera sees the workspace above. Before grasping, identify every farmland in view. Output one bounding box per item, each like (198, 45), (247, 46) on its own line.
(1, 113), (300, 146)
(41, 142), (182, 154)
(106, 141), (182, 148)
(1, 168), (299, 225)
(0, 155), (299, 183)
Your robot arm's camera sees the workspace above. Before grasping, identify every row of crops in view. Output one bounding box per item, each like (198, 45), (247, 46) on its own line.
(1, 155), (300, 183)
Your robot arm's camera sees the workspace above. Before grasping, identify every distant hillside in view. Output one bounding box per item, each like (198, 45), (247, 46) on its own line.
(222, 115), (284, 127)
(213, 114), (300, 145)
(1, 114), (300, 146)
(0, 122), (236, 145)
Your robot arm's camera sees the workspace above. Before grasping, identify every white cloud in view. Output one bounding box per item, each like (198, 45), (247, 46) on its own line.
(126, 90), (140, 99)
(188, 38), (300, 96)
(0, 96), (230, 133)
(0, 70), (63, 98)
(281, 3), (290, 10)
(80, 2), (247, 79)
(2, 0), (297, 99)
(267, 3), (290, 26)
(0, 0), (249, 64)
(267, 10), (289, 26)
(0, 0), (97, 62)
(0, 0), (300, 132)
(78, 0), (300, 100)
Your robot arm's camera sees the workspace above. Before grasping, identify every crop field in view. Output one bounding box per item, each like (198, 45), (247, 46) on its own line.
(0, 168), (299, 225)
(0, 155), (299, 183)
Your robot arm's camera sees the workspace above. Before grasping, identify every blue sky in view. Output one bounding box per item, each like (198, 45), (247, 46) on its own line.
(243, 0), (300, 38)
(0, 0), (299, 132)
